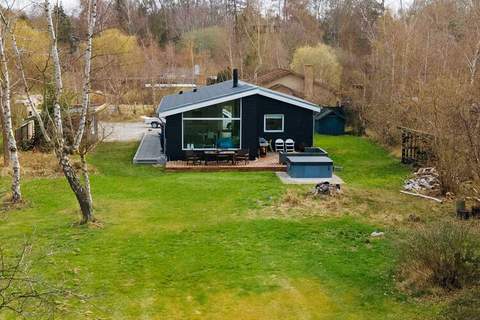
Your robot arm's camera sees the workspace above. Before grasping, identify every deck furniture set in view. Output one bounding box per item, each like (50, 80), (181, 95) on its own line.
(185, 149), (250, 165)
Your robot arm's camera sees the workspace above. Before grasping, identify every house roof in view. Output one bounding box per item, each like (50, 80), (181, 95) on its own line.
(255, 69), (293, 84)
(255, 68), (340, 97)
(157, 80), (320, 117)
(314, 107), (346, 121)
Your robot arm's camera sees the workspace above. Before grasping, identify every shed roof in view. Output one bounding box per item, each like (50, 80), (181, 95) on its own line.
(314, 107), (346, 121)
(157, 80), (320, 117)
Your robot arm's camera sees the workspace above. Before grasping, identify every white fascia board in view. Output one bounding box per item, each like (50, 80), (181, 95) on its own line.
(256, 89), (320, 112)
(158, 88), (320, 117)
(158, 90), (256, 117)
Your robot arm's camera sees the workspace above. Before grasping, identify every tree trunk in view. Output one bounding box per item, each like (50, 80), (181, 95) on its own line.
(58, 152), (94, 224)
(44, 0), (65, 145)
(80, 153), (93, 215)
(72, 0), (97, 150)
(0, 30), (21, 203)
(0, 98), (10, 167)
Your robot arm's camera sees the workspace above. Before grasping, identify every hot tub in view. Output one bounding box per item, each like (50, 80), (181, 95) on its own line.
(285, 156), (333, 178)
(278, 147), (328, 165)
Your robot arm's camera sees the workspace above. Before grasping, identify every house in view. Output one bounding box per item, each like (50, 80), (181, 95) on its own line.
(314, 107), (346, 136)
(157, 70), (320, 161)
(254, 65), (340, 106)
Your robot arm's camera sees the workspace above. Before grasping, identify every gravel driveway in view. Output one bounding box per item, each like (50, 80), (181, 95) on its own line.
(101, 122), (161, 142)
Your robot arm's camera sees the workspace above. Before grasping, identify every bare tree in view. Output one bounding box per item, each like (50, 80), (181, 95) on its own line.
(0, 239), (86, 318)
(45, 0), (98, 223)
(0, 25), (21, 203)
(0, 0), (98, 223)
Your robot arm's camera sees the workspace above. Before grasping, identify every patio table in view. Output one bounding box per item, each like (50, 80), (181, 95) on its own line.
(203, 151), (218, 165)
(217, 150), (236, 164)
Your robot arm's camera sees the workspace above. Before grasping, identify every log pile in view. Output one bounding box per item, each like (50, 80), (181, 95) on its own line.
(404, 167), (441, 196)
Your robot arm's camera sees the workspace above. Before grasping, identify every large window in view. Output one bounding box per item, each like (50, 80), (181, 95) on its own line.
(183, 100), (241, 149)
(264, 114), (284, 132)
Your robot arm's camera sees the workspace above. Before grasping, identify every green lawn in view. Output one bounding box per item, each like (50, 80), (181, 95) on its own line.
(0, 135), (439, 319)
(314, 135), (409, 189)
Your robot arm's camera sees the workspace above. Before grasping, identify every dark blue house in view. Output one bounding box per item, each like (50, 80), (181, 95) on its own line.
(157, 71), (320, 160)
(314, 107), (346, 135)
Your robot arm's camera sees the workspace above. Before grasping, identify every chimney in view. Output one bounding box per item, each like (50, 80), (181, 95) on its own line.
(197, 73), (206, 86)
(304, 64), (314, 102)
(232, 68), (239, 88)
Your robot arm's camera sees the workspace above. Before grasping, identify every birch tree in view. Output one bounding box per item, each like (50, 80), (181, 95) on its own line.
(45, 0), (98, 223)
(0, 25), (21, 203)
(0, 0), (98, 223)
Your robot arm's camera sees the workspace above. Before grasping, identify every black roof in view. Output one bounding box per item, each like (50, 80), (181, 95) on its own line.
(157, 80), (320, 117)
(157, 80), (256, 115)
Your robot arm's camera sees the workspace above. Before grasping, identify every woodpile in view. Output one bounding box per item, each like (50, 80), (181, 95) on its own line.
(404, 167), (441, 196)
(313, 182), (341, 196)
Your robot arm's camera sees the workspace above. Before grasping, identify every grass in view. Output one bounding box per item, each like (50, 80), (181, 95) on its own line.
(0, 135), (442, 319)
(314, 135), (410, 189)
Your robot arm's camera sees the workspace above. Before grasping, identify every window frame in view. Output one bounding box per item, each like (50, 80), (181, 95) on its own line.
(264, 114), (284, 133)
(181, 99), (242, 150)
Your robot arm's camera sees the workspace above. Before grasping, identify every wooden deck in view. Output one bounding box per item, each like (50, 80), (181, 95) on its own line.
(165, 153), (286, 172)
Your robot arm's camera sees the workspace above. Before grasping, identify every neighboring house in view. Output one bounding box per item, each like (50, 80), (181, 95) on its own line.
(314, 107), (346, 136)
(254, 65), (340, 106)
(157, 70), (320, 160)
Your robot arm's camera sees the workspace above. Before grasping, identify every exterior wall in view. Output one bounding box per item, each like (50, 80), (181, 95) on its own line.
(242, 95), (314, 159)
(315, 115), (345, 135)
(287, 162), (333, 178)
(164, 94), (314, 160)
(164, 113), (183, 160)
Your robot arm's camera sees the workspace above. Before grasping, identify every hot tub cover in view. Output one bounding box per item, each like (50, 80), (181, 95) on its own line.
(286, 156), (333, 163)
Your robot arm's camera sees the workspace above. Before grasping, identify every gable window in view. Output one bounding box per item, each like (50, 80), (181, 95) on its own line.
(182, 100), (241, 150)
(264, 114), (284, 132)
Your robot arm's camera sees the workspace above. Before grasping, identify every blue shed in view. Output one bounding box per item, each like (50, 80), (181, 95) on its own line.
(286, 156), (333, 178)
(315, 107), (346, 135)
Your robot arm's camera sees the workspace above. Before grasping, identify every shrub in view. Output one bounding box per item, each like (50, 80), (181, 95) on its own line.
(440, 287), (480, 320)
(290, 43), (342, 88)
(397, 221), (480, 292)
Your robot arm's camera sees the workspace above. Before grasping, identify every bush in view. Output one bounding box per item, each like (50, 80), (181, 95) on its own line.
(440, 287), (480, 320)
(397, 221), (480, 292)
(290, 43), (342, 88)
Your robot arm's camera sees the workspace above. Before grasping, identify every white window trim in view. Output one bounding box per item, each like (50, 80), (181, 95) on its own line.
(264, 114), (284, 133)
(181, 100), (242, 150)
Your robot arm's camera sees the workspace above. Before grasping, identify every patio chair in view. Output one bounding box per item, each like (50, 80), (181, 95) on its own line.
(285, 139), (295, 152)
(185, 150), (201, 165)
(235, 149), (250, 165)
(275, 138), (285, 152)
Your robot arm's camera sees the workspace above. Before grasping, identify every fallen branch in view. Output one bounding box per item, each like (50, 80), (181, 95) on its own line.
(400, 190), (443, 203)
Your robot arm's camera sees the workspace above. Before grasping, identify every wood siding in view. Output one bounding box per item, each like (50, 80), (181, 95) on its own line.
(164, 94), (314, 160)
